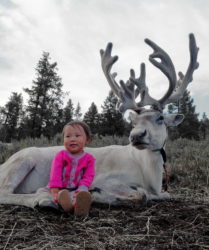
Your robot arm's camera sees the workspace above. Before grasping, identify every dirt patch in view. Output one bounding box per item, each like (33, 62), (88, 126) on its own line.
(0, 197), (208, 250)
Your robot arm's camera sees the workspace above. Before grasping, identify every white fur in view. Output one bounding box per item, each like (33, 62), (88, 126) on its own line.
(0, 111), (184, 208)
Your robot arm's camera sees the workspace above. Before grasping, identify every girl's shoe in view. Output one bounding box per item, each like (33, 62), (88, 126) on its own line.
(58, 189), (73, 212)
(74, 191), (91, 216)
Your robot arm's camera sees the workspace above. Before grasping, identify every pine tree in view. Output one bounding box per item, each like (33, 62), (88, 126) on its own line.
(0, 107), (4, 126)
(74, 102), (82, 120)
(167, 102), (181, 140)
(100, 91), (126, 136)
(83, 102), (100, 134)
(24, 52), (64, 138)
(0, 92), (23, 142)
(168, 90), (200, 140)
(199, 112), (209, 140)
(63, 98), (74, 124)
(178, 90), (200, 140)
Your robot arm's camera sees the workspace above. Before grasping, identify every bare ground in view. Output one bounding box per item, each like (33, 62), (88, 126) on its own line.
(0, 189), (209, 250)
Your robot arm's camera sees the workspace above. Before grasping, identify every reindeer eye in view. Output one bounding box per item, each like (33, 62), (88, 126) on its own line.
(156, 115), (164, 124)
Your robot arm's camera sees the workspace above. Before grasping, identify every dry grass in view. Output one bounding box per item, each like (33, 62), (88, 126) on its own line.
(0, 136), (209, 249)
(0, 196), (208, 250)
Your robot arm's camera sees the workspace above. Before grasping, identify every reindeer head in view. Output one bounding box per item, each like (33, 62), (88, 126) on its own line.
(100, 34), (199, 150)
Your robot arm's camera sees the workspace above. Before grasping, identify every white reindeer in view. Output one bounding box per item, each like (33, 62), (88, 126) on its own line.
(0, 34), (199, 209)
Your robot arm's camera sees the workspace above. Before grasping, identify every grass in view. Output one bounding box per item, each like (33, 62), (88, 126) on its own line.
(0, 135), (208, 200)
(0, 135), (209, 249)
(165, 138), (209, 203)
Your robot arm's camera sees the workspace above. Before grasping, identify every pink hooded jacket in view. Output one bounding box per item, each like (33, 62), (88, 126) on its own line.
(49, 150), (96, 189)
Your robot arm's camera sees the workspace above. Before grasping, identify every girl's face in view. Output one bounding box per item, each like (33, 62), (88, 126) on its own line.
(63, 125), (89, 155)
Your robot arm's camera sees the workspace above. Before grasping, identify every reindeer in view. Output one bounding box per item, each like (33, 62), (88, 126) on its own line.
(0, 34), (199, 209)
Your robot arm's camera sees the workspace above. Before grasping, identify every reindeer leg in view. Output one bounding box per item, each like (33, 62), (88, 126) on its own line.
(0, 190), (58, 209)
(148, 191), (170, 201)
(91, 184), (147, 206)
(0, 158), (36, 193)
(0, 193), (40, 208)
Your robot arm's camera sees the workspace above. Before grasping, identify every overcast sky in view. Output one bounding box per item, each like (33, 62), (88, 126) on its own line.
(0, 0), (209, 118)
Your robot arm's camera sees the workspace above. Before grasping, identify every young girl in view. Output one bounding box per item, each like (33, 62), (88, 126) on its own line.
(49, 121), (96, 216)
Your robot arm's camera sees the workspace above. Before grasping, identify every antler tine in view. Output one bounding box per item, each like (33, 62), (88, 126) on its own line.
(100, 43), (121, 97)
(144, 38), (177, 108)
(130, 64), (145, 98)
(100, 43), (139, 113)
(129, 63), (161, 110)
(164, 33), (199, 104)
(117, 79), (139, 112)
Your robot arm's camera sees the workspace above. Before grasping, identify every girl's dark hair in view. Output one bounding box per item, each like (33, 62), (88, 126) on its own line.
(62, 120), (92, 142)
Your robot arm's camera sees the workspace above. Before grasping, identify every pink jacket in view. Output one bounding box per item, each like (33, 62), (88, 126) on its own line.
(49, 150), (96, 189)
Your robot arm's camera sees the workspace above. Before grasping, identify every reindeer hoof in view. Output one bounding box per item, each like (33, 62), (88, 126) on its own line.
(39, 198), (59, 209)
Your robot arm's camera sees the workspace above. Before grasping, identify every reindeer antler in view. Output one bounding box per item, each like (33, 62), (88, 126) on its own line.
(129, 63), (162, 111)
(164, 33), (199, 105)
(100, 43), (139, 112)
(100, 34), (199, 113)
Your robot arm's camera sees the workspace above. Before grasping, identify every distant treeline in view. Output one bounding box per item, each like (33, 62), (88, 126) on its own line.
(0, 52), (208, 143)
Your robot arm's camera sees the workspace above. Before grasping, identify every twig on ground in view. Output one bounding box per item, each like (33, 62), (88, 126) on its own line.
(3, 222), (17, 250)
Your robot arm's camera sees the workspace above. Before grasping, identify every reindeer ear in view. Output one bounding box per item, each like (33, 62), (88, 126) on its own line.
(123, 110), (138, 124)
(164, 114), (184, 127)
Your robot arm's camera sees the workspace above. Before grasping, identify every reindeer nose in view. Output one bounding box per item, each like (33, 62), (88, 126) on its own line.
(130, 130), (147, 143)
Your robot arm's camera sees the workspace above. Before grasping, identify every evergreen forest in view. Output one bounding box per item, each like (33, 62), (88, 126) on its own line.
(0, 52), (208, 143)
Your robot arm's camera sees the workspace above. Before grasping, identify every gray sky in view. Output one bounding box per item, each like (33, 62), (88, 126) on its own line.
(0, 0), (209, 118)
